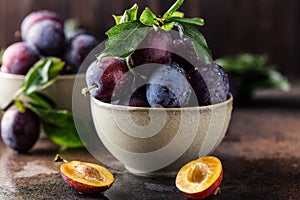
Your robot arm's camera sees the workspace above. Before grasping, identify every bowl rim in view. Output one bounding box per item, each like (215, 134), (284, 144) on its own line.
(91, 93), (233, 111)
(0, 71), (85, 80)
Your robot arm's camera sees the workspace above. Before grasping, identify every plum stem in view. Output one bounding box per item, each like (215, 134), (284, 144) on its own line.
(53, 154), (68, 163)
(81, 84), (98, 97)
(2, 100), (15, 112)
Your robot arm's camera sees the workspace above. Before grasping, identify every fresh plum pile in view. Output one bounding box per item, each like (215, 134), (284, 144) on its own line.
(86, 28), (229, 108)
(0, 10), (99, 153)
(0, 10), (99, 75)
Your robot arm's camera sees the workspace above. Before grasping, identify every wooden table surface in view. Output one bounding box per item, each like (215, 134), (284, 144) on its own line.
(0, 81), (300, 200)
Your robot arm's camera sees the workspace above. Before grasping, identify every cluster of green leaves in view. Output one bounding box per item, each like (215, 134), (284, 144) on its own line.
(97, 0), (213, 64)
(13, 57), (83, 148)
(216, 53), (290, 94)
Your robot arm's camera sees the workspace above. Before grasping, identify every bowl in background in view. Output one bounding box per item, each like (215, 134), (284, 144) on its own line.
(0, 72), (85, 111)
(90, 94), (233, 176)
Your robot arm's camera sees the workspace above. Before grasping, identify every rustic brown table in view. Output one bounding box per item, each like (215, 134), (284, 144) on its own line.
(1, 81), (300, 200)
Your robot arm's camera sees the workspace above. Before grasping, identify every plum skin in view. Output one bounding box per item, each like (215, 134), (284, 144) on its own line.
(61, 172), (113, 194)
(86, 57), (133, 102)
(129, 28), (173, 68)
(21, 10), (65, 57)
(23, 20), (65, 57)
(146, 63), (192, 108)
(188, 64), (229, 105)
(60, 161), (114, 194)
(188, 68), (211, 106)
(119, 85), (150, 107)
(172, 37), (229, 105)
(1, 42), (40, 75)
(64, 34), (99, 73)
(21, 10), (63, 39)
(183, 172), (223, 199)
(1, 107), (40, 153)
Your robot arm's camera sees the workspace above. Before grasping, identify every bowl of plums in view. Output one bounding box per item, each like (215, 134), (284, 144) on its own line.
(84, 3), (233, 176)
(0, 10), (98, 111)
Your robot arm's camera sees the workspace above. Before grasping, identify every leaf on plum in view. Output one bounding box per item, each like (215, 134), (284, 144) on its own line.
(140, 7), (159, 27)
(180, 24), (213, 64)
(97, 21), (151, 60)
(113, 3), (139, 25)
(166, 17), (205, 27)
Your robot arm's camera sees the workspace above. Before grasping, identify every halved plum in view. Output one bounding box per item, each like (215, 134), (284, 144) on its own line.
(176, 156), (223, 199)
(60, 160), (114, 194)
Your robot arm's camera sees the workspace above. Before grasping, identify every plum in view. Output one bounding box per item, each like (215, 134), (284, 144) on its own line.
(23, 19), (65, 57)
(21, 10), (65, 57)
(64, 33), (99, 73)
(86, 57), (133, 102)
(54, 155), (114, 194)
(176, 156), (223, 199)
(21, 10), (63, 39)
(173, 37), (229, 105)
(119, 85), (150, 107)
(1, 107), (40, 153)
(128, 85), (150, 107)
(129, 28), (173, 68)
(1, 42), (40, 75)
(188, 64), (229, 105)
(146, 63), (192, 108)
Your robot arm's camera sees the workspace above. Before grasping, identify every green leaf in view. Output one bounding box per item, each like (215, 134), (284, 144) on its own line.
(26, 92), (55, 109)
(161, 12), (185, 31)
(266, 68), (290, 91)
(113, 15), (122, 25)
(216, 53), (291, 92)
(140, 7), (159, 26)
(180, 24), (212, 64)
(43, 119), (83, 148)
(97, 21), (152, 60)
(22, 57), (64, 95)
(15, 99), (26, 113)
(0, 48), (5, 65)
(166, 17), (205, 26)
(216, 53), (267, 73)
(161, 23), (173, 31)
(114, 3), (139, 25)
(171, 11), (184, 18)
(162, 0), (184, 20)
(29, 105), (83, 148)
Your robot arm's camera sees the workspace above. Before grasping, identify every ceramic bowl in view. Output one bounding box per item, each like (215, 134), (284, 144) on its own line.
(90, 94), (233, 176)
(0, 72), (85, 111)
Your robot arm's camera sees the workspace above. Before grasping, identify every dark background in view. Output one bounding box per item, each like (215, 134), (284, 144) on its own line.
(0, 0), (299, 78)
